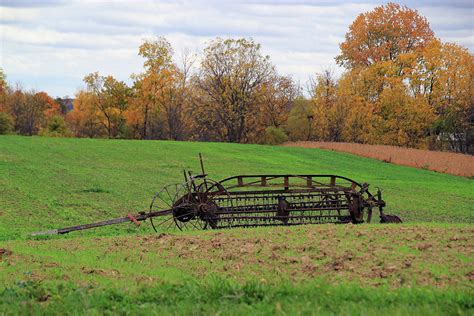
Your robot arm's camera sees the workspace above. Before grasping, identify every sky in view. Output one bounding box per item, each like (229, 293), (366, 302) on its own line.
(1, 0), (473, 98)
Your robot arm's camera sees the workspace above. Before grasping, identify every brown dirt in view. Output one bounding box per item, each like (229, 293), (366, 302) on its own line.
(283, 141), (474, 177)
(6, 225), (473, 290)
(98, 225), (473, 288)
(0, 248), (12, 261)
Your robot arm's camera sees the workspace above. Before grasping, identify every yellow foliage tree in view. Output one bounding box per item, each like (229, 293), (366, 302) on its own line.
(83, 72), (130, 138)
(127, 37), (189, 140)
(67, 90), (105, 137)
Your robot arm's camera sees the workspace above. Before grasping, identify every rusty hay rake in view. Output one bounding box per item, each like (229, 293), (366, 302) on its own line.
(32, 154), (401, 236)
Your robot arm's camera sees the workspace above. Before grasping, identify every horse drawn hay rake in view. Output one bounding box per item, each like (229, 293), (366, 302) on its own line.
(32, 155), (401, 236)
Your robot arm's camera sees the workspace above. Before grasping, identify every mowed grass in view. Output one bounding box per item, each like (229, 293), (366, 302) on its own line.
(0, 135), (473, 315)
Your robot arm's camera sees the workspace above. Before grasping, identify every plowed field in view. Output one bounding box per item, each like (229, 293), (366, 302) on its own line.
(284, 141), (474, 177)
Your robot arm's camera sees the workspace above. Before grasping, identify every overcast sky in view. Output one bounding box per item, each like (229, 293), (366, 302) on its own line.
(1, 0), (473, 97)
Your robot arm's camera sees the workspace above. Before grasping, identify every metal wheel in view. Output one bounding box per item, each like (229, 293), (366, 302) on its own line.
(171, 190), (206, 231)
(149, 183), (189, 232)
(195, 178), (231, 229)
(149, 178), (230, 231)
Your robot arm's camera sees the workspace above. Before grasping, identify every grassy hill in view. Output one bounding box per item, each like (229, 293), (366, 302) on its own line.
(0, 136), (473, 314)
(0, 136), (472, 239)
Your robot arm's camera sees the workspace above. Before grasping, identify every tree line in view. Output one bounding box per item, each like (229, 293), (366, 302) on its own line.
(0, 3), (472, 153)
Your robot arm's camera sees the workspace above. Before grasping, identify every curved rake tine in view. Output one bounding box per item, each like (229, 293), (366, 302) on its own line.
(150, 219), (158, 232)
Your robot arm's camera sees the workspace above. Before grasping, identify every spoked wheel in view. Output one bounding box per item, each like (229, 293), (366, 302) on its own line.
(149, 183), (189, 232)
(171, 192), (207, 231)
(149, 178), (230, 232)
(194, 179), (231, 229)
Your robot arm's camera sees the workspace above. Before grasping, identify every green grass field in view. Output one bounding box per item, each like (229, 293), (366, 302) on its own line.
(0, 136), (473, 315)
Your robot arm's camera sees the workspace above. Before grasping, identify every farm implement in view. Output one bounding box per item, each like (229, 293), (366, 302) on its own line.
(32, 155), (401, 236)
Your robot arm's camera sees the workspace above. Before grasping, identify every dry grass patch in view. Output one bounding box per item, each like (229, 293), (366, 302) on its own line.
(284, 141), (474, 177)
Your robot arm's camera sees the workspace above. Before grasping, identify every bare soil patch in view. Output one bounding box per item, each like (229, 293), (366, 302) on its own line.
(0, 248), (12, 261)
(284, 141), (474, 177)
(6, 225), (472, 290)
(95, 225), (474, 289)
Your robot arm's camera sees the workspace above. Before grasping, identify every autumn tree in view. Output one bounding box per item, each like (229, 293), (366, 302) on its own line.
(341, 96), (378, 144)
(326, 3), (443, 148)
(67, 90), (105, 137)
(0, 69), (13, 134)
(332, 61), (437, 147)
(257, 75), (297, 128)
(193, 38), (275, 143)
(409, 40), (473, 152)
(336, 2), (434, 68)
(249, 75), (297, 142)
(83, 72), (130, 138)
(285, 97), (314, 141)
(39, 115), (71, 137)
(337, 72), (378, 143)
(127, 37), (190, 140)
(5, 87), (61, 136)
(36, 91), (61, 122)
(130, 37), (174, 139)
(309, 70), (349, 141)
(377, 84), (435, 147)
(0, 68), (7, 112)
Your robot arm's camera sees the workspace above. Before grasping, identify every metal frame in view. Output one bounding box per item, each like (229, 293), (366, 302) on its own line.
(32, 156), (401, 236)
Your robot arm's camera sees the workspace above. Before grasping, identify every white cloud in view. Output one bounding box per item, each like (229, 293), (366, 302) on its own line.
(0, 0), (472, 97)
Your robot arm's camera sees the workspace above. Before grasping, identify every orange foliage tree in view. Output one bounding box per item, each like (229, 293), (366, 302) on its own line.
(336, 2), (434, 68)
(400, 39), (473, 151)
(5, 87), (61, 136)
(36, 91), (61, 122)
(326, 2), (445, 149)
